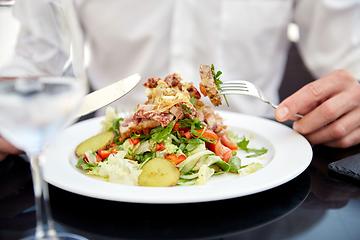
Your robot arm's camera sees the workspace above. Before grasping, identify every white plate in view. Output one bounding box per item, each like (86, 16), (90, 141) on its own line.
(43, 110), (312, 204)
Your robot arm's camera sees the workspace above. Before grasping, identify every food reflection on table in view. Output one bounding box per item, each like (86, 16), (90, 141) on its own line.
(0, 155), (35, 232)
(1, 141), (360, 239)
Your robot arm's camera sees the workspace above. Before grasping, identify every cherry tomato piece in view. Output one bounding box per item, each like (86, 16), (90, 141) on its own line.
(220, 133), (238, 150)
(96, 154), (103, 162)
(173, 122), (181, 131)
(206, 140), (232, 163)
(98, 149), (111, 159)
(165, 154), (187, 165)
(195, 129), (218, 141)
(83, 155), (89, 163)
(110, 148), (119, 154)
(155, 142), (166, 151)
(129, 138), (140, 145)
(199, 83), (207, 97)
(184, 131), (193, 139)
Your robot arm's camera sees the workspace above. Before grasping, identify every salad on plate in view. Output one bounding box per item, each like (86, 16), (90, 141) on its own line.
(75, 65), (267, 187)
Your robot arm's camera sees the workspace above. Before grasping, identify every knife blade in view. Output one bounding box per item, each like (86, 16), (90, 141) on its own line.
(76, 73), (141, 118)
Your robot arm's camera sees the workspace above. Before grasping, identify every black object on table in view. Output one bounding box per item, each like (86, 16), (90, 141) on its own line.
(329, 153), (360, 180)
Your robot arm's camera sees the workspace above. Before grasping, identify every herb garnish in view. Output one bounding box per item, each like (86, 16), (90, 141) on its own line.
(189, 97), (196, 106)
(211, 64), (229, 107)
(109, 117), (124, 143)
(237, 137), (267, 158)
(75, 156), (97, 170)
(177, 117), (205, 135)
(151, 120), (177, 143)
(181, 104), (192, 114)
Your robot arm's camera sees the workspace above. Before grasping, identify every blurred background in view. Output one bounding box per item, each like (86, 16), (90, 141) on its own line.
(0, 1), (18, 70)
(0, 0), (314, 103)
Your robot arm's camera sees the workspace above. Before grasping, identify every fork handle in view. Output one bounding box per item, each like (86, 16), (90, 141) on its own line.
(269, 103), (303, 118)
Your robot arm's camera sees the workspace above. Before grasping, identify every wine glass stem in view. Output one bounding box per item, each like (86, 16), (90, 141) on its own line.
(30, 154), (57, 238)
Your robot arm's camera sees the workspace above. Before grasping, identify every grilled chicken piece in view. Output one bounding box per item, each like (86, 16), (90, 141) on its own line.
(199, 65), (222, 107)
(195, 104), (227, 137)
(121, 72), (226, 139)
(120, 118), (161, 139)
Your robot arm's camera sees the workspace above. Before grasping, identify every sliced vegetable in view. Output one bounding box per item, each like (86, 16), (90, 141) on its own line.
(195, 165), (215, 185)
(206, 140), (232, 163)
(96, 154), (103, 162)
(193, 154), (230, 174)
(220, 133), (238, 150)
(178, 150), (213, 174)
(173, 122), (182, 131)
(75, 131), (114, 157)
(138, 157), (180, 187)
(238, 162), (263, 177)
(195, 129), (218, 141)
(165, 154), (187, 165)
(199, 83), (207, 97)
(155, 142), (166, 151)
(98, 149), (111, 159)
(110, 148), (119, 154)
(129, 138), (140, 145)
(184, 131), (192, 139)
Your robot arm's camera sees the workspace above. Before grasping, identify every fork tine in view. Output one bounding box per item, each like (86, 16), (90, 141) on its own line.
(220, 80), (252, 94)
(220, 80), (248, 85)
(219, 80), (264, 101)
(220, 80), (304, 118)
(220, 86), (248, 91)
(220, 81), (248, 92)
(220, 86), (249, 95)
(220, 90), (250, 95)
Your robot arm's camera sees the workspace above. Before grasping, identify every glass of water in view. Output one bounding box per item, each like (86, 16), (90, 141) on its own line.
(0, 1), (88, 239)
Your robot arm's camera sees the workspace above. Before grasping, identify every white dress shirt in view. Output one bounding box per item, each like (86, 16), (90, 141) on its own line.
(1, 0), (360, 118)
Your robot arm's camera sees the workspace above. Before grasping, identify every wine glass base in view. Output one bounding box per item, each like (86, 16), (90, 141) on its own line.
(21, 233), (88, 240)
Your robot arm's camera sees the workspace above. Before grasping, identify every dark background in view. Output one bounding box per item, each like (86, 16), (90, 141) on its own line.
(279, 43), (315, 102)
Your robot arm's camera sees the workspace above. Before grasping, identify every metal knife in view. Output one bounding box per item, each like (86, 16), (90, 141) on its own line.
(76, 73), (141, 118)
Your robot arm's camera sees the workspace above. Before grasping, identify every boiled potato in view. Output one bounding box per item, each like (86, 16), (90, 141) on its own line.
(75, 131), (114, 157)
(138, 157), (180, 187)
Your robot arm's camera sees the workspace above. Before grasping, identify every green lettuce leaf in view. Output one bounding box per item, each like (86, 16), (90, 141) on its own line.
(237, 138), (268, 158)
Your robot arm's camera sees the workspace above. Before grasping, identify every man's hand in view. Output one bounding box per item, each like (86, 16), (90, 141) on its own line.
(0, 136), (24, 161)
(275, 69), (360, 148)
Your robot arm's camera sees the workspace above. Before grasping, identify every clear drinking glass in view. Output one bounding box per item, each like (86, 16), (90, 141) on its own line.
(0, 0), (88, 239)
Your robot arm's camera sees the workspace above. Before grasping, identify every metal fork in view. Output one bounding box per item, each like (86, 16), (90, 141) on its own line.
(219, 80), (303, 118)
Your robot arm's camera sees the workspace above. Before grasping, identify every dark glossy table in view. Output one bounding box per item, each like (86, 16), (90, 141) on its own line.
(1, 121), (360, 240)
